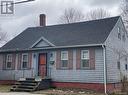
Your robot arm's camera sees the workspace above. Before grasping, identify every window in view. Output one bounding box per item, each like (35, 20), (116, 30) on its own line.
(117, 61), (120, 70)
(81, 50), (89, 68)
(22, 54), (28, 69)
(122, 32), (126, 42)
(118, 27), (121, 40)
(6, 54), (12, 69)
(125, 64), (128, 70)
(61, 51), (68, 68)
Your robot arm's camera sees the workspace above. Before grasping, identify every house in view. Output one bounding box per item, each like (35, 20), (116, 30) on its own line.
(0, 14), (128, 93)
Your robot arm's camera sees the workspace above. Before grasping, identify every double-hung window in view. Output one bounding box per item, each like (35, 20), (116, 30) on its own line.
(61, 51), (68, 68)
(6, 54), (12, 69)
(22, 54), (28, 69)
(81, 50), (89, 68)
(118, 27), (121, 40)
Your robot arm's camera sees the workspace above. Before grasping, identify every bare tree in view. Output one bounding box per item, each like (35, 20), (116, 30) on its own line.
(59, 8), (85, 24)
(85, 8), (111, 20)
(120, 0), (128, 30)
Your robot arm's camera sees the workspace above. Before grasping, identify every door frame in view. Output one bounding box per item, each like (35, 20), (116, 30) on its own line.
(38, 53), (47, 77)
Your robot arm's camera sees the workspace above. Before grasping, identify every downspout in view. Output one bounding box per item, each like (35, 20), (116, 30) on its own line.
(102, 45), (107, 94)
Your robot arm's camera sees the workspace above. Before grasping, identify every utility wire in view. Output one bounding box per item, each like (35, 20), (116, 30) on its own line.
(0, 0), (35, 6)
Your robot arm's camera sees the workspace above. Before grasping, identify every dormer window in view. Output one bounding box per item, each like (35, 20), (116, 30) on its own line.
(118, 27), (121, 40)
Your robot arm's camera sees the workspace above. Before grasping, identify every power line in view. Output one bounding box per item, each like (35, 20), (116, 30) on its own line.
(0, 0), (35, 6)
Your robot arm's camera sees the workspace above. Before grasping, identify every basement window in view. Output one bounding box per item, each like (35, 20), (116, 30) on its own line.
(6, 54), (12, 69)
(22, 54), (28, 69)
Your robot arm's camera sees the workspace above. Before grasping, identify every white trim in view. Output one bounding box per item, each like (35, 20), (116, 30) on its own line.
(30, 36), (55, 48)
(61, 51), (68, 60)
(21, 53), (28, 69)
(60, 50), (68, 68)
(6, 54), (12, 69)
(80, 50), (90, 68)
(81, 50), (89, 59)
(0, 44), (103, 52)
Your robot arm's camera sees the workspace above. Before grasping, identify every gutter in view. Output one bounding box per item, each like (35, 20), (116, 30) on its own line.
(0, 44), (103, 53)
(102, 44), (107, 94)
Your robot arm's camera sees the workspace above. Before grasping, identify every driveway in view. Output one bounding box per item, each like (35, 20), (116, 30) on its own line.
(0, 92), (44, 95)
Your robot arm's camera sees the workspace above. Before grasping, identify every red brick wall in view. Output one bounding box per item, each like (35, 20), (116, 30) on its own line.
(52, 82), (104, 92)
(52, 82), (122, 92)
(0, 80), (122, 92)
(0, 80), (15, 85)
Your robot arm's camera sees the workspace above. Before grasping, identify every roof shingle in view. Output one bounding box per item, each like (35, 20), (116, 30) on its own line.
(1, 16), (120, 50)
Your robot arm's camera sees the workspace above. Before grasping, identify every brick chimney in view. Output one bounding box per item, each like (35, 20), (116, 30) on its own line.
(40, 14), (46, 26)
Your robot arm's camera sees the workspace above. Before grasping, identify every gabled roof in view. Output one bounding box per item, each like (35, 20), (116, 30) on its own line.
(1, 16), (120, 51)
(31, 36), (55, 48)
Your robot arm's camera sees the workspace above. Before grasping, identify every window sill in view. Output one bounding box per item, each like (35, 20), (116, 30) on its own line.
(4, 69), (15, 70)
(20, 68), (31, 70)
(59, 67), (69, 70)
(77, 67), (91, 70)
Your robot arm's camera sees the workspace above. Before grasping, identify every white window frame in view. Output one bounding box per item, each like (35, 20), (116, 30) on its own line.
(61, 51), (68, 68)
(21, 53), (28, 69)
(6, 54), (12, 69)
(61, 51), (68, 60)
(81, 50), (89, 60)
(81, 50), (90, 68)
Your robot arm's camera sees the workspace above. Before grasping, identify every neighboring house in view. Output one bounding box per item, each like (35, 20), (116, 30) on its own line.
(0, 14), (128, 93)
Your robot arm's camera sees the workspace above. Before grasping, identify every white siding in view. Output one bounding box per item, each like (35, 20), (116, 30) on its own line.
(49, 48), (104, 83)
(0, 54), (3, 70)
(0, 70), (33, 80)
(105, 18), (128, 83)
(0, 53), (34, 80)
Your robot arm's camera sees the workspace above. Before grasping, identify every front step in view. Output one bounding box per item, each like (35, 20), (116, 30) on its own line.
(10, 78), (41, 92)
(10, 78), (51, 92)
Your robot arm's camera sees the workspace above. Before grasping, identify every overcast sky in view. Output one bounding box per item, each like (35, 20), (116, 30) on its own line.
(0, 0), (121, 41)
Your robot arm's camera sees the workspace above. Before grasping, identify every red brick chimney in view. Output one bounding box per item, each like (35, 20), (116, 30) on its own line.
(40, 14), (46, 26)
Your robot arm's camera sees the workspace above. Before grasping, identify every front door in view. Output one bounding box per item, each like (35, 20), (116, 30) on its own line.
(38, 53), (47, 78)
